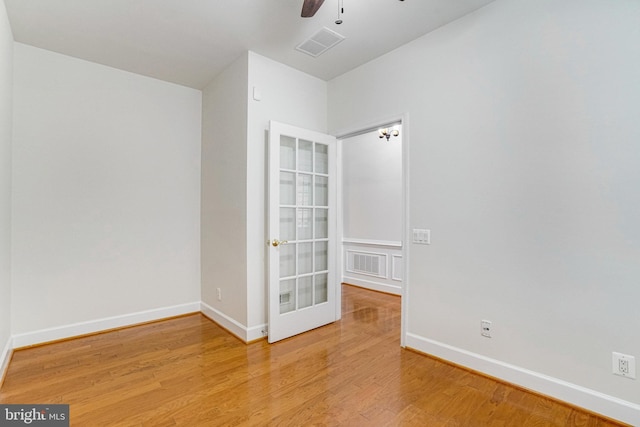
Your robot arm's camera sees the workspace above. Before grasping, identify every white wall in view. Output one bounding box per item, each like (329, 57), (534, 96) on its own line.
(341, 128), (403, 294)
(329, 0), (640, 423)
(246, 52), (327, 336)
(0, 0), (13, 378)
(342, 128), (402, 242)
(11, 44), (202, 342)
(201, 53), (249, 334)
(200, 51), (327, 341)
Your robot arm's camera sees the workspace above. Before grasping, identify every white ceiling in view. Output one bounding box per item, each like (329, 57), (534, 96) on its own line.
(4, 0), (495, 89)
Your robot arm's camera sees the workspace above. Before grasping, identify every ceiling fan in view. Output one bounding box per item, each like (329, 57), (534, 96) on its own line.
(301, 0), (326, 17)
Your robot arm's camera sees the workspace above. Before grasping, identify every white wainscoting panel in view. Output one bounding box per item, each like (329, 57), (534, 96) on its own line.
(342, 238), (402, 295)
(392, 254), (403, 282)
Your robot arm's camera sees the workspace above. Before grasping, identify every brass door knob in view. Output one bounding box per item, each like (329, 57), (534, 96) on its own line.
(271, 239), (289, 247)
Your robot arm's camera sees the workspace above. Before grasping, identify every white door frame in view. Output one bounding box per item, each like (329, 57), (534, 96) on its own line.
(335, 113), (410, 347)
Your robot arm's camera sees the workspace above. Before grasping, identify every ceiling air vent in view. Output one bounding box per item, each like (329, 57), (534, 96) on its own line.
(296, 27), (345, 58)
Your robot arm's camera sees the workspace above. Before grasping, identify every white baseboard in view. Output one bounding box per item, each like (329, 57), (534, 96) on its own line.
(343, 276), (402, 295)
(405, 333), (640, 426)
(7, 300), (263, 352)
(200, 302), (267, 343)
(0, 335), (13, 387)
(246, 324), (268, 342)
(11, 302), (201, 349)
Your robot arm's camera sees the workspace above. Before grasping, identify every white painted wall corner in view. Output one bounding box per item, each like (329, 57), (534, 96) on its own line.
(200, 301), (267, 343)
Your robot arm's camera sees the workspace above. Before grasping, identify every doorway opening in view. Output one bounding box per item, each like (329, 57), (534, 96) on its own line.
(266, 118), (409, 346)
(337, 118), (408, 346)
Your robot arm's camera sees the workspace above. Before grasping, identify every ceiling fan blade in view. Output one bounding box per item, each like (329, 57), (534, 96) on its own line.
(301, 0), (325, 17)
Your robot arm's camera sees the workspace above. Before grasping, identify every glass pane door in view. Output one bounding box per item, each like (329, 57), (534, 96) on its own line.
(268, 121), (337, 343)
(278, 134), (330, 315)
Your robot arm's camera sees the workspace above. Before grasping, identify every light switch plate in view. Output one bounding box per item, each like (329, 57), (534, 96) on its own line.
(412, 229), (430, 244)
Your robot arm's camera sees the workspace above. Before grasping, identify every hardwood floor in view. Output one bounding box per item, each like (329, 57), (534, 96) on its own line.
(0, 285), (627, 426)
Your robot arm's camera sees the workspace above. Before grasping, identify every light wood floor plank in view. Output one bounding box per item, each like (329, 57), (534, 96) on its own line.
(0, 285), (627, 426)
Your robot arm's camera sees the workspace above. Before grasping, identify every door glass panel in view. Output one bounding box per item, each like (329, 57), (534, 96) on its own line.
(279, 278), (296, 314)
(315, 273), (328, 304)
(297, 174), (313, 206)
(280, 135), (296, 170)
(279, 244), (296, 278)
(298, 242), (313, 275)
(315, 241), (328, 272)
(315, 176), (328, 206)
(299, 139), (313, 172)
(280, 172), (295, 205)
(314, 208), (328, 239)
(315, 144), (328, 174)
(297, 208), (313, 240)
(299, 276), (313, 309)
(280, 208), (295, 241)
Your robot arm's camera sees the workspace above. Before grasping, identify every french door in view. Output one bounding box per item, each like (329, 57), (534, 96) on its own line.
(267, 121), (337, 343)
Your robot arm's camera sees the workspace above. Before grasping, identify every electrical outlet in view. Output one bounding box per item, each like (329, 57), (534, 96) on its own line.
(612, 352), (636, 379)
(481, 320), (492, 338)
(619, 359), (629, 374)
(216, 288), (222, 301)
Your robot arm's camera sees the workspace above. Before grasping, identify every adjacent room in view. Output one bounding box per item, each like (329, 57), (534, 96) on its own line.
(0, 0), (638, 425)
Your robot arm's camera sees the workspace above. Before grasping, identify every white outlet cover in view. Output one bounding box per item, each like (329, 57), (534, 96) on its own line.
(612, 352), (636, 379)
(481, 320), (492, 338)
